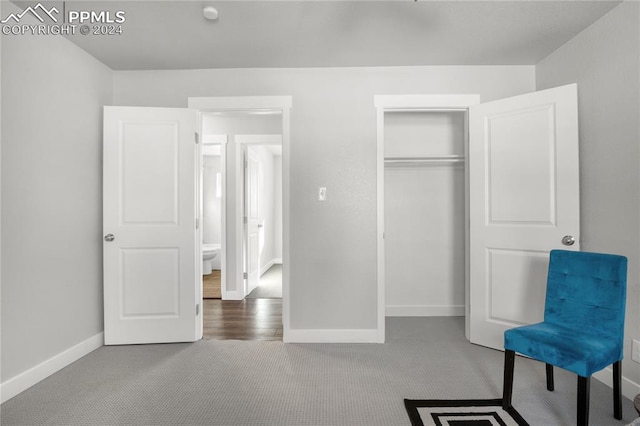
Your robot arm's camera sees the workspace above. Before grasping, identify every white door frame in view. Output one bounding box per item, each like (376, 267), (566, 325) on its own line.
(200, 134), (228, 301)
(374, 95), (480, 343)
(188, 96), (292, 340)
(236, 135), (283, 298)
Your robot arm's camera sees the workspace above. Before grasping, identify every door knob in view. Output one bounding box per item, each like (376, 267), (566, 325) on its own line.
(104, 234), (115, 242)
(561, 235), (575, 246)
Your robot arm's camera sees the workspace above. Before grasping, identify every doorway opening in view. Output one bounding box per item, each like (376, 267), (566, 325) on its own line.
(201, 137), (225, 300)
(241, 142), (283, 300)
(375, 95), (479, 343)
(197, 106), (287, 341)
(383, 110), (466, 318)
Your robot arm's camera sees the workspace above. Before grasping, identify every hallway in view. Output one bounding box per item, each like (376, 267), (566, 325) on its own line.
(203, 264), (283, 341)
(247, 264), (282, 299)
(203, 299), (283, 341)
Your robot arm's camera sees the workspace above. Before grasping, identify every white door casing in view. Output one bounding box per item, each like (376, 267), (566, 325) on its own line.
(245, 147), (261, 295)
(468, 84), (580, 350)
(201, 134), (228, 300)
(103, 106), (199, 345)
(188, 97), (291, 339)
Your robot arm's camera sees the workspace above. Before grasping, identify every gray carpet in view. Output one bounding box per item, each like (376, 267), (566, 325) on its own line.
(246, 264), (282, 299)
(1, 317), (637, 425)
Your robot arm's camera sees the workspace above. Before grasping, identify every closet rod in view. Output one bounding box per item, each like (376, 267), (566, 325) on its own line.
(384, 156), (465, 164)
(384, 108), (468, 113)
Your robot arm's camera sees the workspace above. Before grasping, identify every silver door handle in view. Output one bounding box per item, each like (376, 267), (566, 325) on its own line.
(561, 235), (575, 246)
(258, 224), (263, 228)
(104, 234), (115, 242)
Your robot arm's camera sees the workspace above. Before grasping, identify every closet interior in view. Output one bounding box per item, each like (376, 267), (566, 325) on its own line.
(384, 110), (466, 317)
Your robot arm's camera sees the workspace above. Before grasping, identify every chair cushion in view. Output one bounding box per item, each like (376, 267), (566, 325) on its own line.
(505, 322), (623, 377)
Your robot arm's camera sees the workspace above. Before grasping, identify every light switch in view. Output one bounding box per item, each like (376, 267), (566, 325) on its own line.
(318, 187), (327, 201)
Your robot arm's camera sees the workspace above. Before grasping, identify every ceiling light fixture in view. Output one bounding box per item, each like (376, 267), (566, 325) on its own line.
(203, 6), (218, 21)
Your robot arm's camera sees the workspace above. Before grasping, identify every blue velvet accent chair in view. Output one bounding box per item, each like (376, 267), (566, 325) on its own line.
(502, 249), (627, 426)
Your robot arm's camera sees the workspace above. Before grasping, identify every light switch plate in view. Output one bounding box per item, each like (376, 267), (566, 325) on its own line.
(318, 187), (327, 201)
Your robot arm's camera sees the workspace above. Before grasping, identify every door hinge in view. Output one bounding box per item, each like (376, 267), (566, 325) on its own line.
(196, 218), (199, 229)
(243, 217), (248, 224)
(196, 303), (200, 316)
(195, 132), (199, 144)
(243, 272), (248, 279)
(244, 160), (248, 169)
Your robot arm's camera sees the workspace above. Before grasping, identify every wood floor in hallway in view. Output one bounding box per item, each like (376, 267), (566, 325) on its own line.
(203, 270), (221, 299)
(202, 298), (283, 341)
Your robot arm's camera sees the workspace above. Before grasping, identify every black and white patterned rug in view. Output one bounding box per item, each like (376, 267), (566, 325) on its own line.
(404, 398), (529, 426)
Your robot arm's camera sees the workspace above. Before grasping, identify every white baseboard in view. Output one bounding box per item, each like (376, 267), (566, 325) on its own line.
(284, 328), (379, 343)
(0, 332), (103, 403)
(261, 258), (282, 275)
(385, 305), (465, 317)
(593, 366), (640, 401)
(247, 280), (259, 295)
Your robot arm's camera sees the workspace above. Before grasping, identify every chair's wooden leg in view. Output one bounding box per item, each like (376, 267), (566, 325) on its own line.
(546, 363), (554, 391)
(577, 375), (590, 426)
(503, 350), (515, 409)
(613, 361), (622, 420)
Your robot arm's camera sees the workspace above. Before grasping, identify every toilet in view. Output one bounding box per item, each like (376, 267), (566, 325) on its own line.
(202, 243), (221, 275)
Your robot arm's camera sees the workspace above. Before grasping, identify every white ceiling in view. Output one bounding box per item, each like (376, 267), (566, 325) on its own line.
(16, 0), (622, 70)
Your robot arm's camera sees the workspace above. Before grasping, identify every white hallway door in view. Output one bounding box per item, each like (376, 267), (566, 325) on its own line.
(468, 84), (580, 350)
(245, 147), (261, 295)
(103, 106), (200, 345)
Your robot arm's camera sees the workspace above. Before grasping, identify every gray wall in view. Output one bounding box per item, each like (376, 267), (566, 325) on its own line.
(1, 2), (113, 381)
(114, 66), (535, 330)
(0, 1), (3, 378)
(536, 1), (640, 386)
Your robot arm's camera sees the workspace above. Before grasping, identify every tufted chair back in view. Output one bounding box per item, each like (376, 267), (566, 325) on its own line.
(545, 250), (626, 348)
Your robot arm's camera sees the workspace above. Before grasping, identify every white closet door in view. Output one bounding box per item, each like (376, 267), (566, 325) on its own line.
(468, 84), (580, 350)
